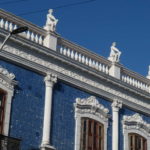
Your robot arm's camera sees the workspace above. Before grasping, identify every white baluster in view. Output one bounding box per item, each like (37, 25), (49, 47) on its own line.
(0, 19), (4, 28)
(78, 54), (82, 62)
(137, 81), (140, 88)
(71, 50), (74, 59)
(129, 77), (132, 85)
(132, 79), (135, 86)
(98, 63), (102, 71)
(102, 65), (105, 72)
(13, 24), (17, 30)
(75, 52), (78, 60)
(92, 60), (96, 68)
(106, 66), (109, 74)
(35, 34), (39, 43)
(82, 55), (85, 64)
(124, 76), (127, 82)
(39, 36), (43, 45)
(31, 32), (35, 41)
(9, 22), (13, 31)
(95, 62), (99, 70)
(26, 31), (31, 39)
(140, 82), (143, 89)
(60, 46), (63, 54)
(85, 57), (89, 65)
(67, 48), (71, 57)
(122, 75), (124, 81)
(5, 21), (9, 30)
(126, 76), (130, 83)
(63, 47), (67, 56)
(89, 59), (92, 67)
(135, 80), (138, 87)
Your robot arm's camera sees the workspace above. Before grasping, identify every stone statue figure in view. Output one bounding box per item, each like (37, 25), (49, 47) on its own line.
(108, 42), (121, 63)
(44, 9), (58, 32)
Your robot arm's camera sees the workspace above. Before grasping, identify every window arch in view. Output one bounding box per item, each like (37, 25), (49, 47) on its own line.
(74, 96), (109, 150)
(123, 113), (150, 150)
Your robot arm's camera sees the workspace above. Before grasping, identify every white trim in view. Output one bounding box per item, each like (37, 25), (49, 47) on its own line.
(41, 73), (57, 149)
(123, 113), (150, 150)
(111, 99), (122, 150)
(74, 96), (109, 150)
(0, 66), (16, 136)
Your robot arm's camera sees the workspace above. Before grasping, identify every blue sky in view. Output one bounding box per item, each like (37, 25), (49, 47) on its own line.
(1, 0), (150, 76)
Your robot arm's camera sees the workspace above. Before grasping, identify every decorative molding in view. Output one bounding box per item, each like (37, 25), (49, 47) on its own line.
(3, 45), (150, 112)
(123, 113), (150, 135)
(0, 66), (16, 90)
(75, 96), (109, 115)
(44, 73), (57, 86)
(74, 96), (109, 150)
(111, 99), (122, 111)
(123, 113), (150, 150)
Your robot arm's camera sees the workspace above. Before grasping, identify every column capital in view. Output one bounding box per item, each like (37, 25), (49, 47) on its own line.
(111, 99), (122, 111)
(44, 73), (57, 87)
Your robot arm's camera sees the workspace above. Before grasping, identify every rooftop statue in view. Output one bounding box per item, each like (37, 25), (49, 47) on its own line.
(108, 42), (121, 63)
(44, 9), (58, 32)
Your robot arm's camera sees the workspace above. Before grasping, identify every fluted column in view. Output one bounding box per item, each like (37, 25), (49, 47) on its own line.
(41, 73), (57, 148)
(111, 99), (122, 150)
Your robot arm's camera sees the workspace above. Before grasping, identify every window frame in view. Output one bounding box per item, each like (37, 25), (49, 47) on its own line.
(123, 113), (150, 150)
(74, 96), (109, 150)
(0, 66), (16, 136)
(80, 117), (104, 150)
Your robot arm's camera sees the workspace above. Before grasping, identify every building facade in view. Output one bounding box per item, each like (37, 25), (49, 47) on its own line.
(0, 9), (150, 150)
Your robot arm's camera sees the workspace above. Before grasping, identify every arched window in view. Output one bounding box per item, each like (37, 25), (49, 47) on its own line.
(128, 133), (147, 150)
(0, 90), (7, 134)
(123, 113), (150, 150)
(80, 118), (104, 150)
(74, 96), (109, 150)
(0, 66), (16, 136)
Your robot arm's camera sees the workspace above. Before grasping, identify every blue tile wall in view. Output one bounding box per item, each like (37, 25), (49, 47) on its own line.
(119, 106), (150, 150)
(51, 82), (112, 150)
(1, 60), (150, 150)
(0, 60), (45, 150)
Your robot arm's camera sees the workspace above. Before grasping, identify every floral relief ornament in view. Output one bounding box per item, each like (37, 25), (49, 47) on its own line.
(75, 96), (109, 114)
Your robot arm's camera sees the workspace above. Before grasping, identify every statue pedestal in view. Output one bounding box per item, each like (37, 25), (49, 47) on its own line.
(109, 63), (120, 79)
(43, 30), (58, 51)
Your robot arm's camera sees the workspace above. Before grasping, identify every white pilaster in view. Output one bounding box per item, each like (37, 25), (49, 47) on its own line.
(111, 99), (122, 150)
(41, 73), (57, 150)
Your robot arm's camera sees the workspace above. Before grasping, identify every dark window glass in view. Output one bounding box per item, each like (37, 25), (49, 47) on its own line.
(0, 90), (6, 134)
(80, 118), (104, 150)
(129, 133), (147, 150)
